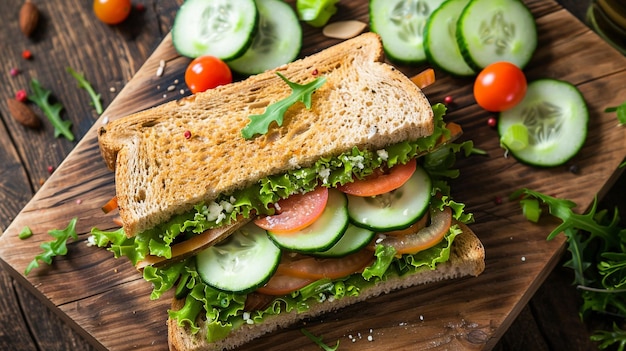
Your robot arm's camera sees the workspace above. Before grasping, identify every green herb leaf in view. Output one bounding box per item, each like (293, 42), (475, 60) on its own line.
(301, 328), (340, 351)
(67, 67), (103, 114)
(19, 226), (33, 240)
(241, 73), (326, 139)
(28, 79), (74, 141)
(605, 101), (626, 126)
(25, 218), (78, 275)
(296, 0), (339, 27)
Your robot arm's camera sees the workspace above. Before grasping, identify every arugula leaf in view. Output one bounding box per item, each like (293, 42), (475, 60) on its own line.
(300, 328), (339, 351)
(67, 67), (103, 114)
(605, 101), (626, 126)
(241, 73), (326, 139)
(512, 188), (626, 348)
(28, 79), (74, 141)
(25, 218), (78, 275)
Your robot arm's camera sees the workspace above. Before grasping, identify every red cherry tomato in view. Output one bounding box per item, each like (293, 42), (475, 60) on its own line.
(254, 186), (329, 234)
(184, 56), (233, 94)
(93, 0), (131, 25)
(337, 158), (417, 197)
(473, 61), (527, 112)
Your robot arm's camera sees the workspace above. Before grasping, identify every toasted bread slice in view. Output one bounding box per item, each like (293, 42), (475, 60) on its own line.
(97, 32), (434, 237)
(167, 222), (485, 351)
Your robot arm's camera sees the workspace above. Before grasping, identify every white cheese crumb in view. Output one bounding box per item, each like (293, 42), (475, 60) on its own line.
(101, 115), (109, 125)
(367, 335), (373, 342)
(376, 149), (388, 161)
(367, 125), (378, 138)
(521, 256), (526, 262)
(86, 236), (96, 247)
(242, 312), (250, 320)
(319, 167), (331, 184)
(419, 315), (424, 321)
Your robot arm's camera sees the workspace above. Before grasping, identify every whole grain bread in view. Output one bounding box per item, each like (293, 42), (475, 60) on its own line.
(167, 222), (485, 351)
(98, 32), (434, 237)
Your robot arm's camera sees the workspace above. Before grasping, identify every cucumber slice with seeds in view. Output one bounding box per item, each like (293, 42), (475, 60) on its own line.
(196, 222), (280, 294)
(457, 0), (537, 70)
(370, 0), (447, 64)
(228, 0), (302, 75)
(347, 165), (432, 231)
(424, 0), (475, 76)
(172, 0), (258, 60)
(267, 189), (349, 253)
(498, 79), (588, 167)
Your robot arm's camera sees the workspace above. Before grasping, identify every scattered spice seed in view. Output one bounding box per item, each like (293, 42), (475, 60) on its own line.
(22, 49), (33, 60)
(487, 116), (497, 128)
(10, 67), (20, 77)
(443, 95), (453, 104)
(312, 69), (318, 76)
(568, 164), (580, 174)
(494, 196), (503, 205)
(184, 130), (192, 139)
(15, 89), (28, 102)
(47, 165), (54, 174)
(135, 3), (145, 11)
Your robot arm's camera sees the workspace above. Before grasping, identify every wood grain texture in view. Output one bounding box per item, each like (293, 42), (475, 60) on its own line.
(0, 0), (622, 350)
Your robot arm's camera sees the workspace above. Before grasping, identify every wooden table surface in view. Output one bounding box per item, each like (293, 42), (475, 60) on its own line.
(0, 0), (618, 350)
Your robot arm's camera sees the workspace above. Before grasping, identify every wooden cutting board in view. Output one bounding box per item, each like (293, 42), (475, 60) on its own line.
(1, 1), (625, 350)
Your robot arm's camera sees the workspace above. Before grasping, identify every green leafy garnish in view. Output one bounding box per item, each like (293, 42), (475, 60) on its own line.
(296, 0), (339, 27)
(301, 328), (340, 351)
(19, 226), (33, 240)
(25, 218), (79, 275)
(241, 73), (326, 139)
(512, 188), (626, 349)
(67, 67), (103, 114)
(605, 101), (626, 126)
(28, 79), (74, 141)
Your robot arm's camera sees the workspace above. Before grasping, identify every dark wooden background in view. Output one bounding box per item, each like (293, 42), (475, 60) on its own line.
(0, 0), (617, 350)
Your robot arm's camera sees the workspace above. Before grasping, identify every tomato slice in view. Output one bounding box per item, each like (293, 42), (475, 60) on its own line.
(276, 250), (374, 280)
(381, 211), (429, 236)
(372, 207), (452, 255)
(337, 158), (417, 197)
(256, 272), (315, 296)
(254, 186), (329, 234)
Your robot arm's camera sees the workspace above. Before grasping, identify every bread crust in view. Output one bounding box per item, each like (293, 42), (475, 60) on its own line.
(167, 222), (485, 351)
(98, 33), (434, 237)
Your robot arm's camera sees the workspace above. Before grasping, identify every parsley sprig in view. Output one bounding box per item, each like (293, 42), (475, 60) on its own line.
(512, 188), (626, 350)
(28, 79), (74, 141)
(67, 67), (103, 115)
(241, 73), (326, 139)
(24, 218), (79, 275)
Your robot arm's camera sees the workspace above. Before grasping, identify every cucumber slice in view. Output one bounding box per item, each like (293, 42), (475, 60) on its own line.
(228, 0), (302, 75)
(312, 224), (375, 258)
(347, 165), (432, 231)
(267, 189), (349, 253)
(196, 222), (280, 294)
(457, 0), (537, 70)
(370, 0), (447, 64)
(497, 79), (589, 167)
(424, 0), (475, 76)
(172, 0), (258, 60)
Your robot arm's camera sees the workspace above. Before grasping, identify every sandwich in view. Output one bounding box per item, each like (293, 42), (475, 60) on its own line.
(92, 32), (485, 350)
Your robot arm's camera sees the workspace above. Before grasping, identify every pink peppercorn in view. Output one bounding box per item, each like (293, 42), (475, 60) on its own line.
(22, 50), (32, 60)
(47, 165), (54, 174)
(184, 130), (192, 139)
(312, 69), (318, 76)
(10, 67), (19, 77)
(487, 117), (497, 128)
(15, 89), (28, 102)
(135, 3), (145, 11)
(443, 95), (453, 104)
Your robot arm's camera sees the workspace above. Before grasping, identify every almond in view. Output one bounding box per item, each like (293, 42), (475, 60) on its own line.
(6, 98), (41, 128)
(19, 0), (39, 37)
